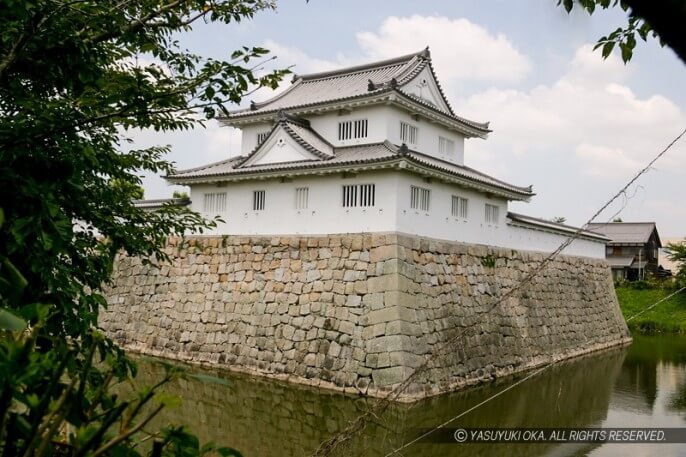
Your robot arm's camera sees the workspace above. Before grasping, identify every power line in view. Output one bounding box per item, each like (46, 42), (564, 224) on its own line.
(625, 286), (686, 322)
(312, 127), (686, 457)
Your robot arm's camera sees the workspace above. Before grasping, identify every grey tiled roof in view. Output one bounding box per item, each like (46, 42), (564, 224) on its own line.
(586, 222), (660, 245)
(507, 212), (610, 241)
(224, 48), (489, 135)
(167, 136), (534, 199)
(606, 255), (636, 268)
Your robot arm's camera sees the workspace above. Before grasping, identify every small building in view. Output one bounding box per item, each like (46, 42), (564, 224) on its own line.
(587, 222), (662, 280)
(165, 48), (608, 258)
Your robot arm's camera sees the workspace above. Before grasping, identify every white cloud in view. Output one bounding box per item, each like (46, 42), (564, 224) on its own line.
(575, 143), (642, 178)
(459, 44), (686, 180)
(253, 15), (530, 105)
(355, 15), (531, 85)
(264, 39), (340, 75)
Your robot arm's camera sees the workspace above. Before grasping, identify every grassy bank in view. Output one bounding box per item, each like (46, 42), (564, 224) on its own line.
(616, 285), (686, 334)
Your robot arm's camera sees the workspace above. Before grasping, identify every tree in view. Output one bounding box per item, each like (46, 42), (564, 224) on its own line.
(613, 217), (623, 222)
(111, 178), (145, 200)
(559, 0), (686, 64)
(666, 240), (686, 283)
(0, 0), (287, 454)
(173, 191), (190, 200)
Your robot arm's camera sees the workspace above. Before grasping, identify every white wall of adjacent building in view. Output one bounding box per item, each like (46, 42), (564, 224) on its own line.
(188, 170), (605, 259)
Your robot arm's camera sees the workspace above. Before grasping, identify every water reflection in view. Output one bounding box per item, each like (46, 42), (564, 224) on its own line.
(133, 335), (686, 456)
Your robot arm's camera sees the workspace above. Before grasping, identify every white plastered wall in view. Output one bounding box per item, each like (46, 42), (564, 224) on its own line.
(189, 169), (605, 258)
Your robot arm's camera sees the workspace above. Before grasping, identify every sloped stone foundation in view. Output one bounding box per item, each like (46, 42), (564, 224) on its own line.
(100, 233), (631, 401)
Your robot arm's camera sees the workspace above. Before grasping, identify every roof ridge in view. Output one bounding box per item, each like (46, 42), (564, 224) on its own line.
(297, 48), (428, 82)
(401, 147), (531, 193)
(587, 222), (657, 225)
(168, 156), (242, 177)
(247, 78), (303, 111)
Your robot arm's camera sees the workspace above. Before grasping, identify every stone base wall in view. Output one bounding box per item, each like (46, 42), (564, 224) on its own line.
(100, 233), (631, 401)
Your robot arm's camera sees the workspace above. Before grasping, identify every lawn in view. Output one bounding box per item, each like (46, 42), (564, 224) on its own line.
(616, 285), (686, 334)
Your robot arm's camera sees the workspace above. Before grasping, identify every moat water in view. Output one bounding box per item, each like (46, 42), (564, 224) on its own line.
(135, 334), (686, 456)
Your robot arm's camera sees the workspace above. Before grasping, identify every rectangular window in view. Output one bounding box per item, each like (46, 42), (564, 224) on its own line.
(400, 121), (418, 145)
(342, 184), (357, 208)
(410, 186), (430, 211)
(203, 193), (215, 213)
(295, 187), (309, 210)
(338, 119), (368, 141)
(342, 184), (375, 207)
(253, 190), (265, 211)
(485, 204), (499, 224)
(215, 193), (226, 212)
(439, 136), (455, 155)
(359, 184), (375, 207)
(257, 131), (270, 144)
(202, 192), (226, 213)
(451, 195), (468, 218)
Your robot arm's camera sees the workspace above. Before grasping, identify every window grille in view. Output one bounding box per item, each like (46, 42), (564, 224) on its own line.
(253, 190), (265, 211)
(485, 204), (499, 224)
(359, 184), (375, 207)
(410, 186), (430, 211)
(338, 119), (368, 140)
(342, 185), (357, 207)
(342, 184), (375, 207)
(439, 136), (455, 155)
(400, 122), (418, 145)
(215, 193), (226, 212)
(295, 187), (309, 209)
(451, 195), (468, 218)
(257, 131), (270, 144)
(203, 192), (226, 213)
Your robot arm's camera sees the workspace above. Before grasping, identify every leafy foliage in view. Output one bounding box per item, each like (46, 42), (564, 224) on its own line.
(666, 239), (686, 284)
(0, 0), (289, 454)
(172, 191), (190, 200)
(558, 0), (659, 63)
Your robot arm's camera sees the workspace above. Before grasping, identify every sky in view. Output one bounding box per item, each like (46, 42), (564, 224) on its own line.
(132, 0), (686, 237)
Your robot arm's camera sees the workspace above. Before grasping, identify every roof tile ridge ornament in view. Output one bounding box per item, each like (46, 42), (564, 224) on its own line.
(367, 79), (376, 92)
(276, 110), (311, 127)
(250, 100), (257, 111)
(398, 143), (410, 156)
(420, 46), (430, 59)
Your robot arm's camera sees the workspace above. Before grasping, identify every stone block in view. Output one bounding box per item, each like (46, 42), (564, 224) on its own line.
(372, 366), (414, 387)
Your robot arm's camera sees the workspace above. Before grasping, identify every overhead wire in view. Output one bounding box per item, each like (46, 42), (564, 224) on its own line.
(312, 127), (686, 457)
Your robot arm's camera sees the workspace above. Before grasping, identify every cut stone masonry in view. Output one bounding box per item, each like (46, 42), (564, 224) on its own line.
(100, 233), (631, 401)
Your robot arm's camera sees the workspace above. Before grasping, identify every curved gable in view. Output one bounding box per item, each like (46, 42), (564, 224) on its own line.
(240, 127), (321, 167)
(401, 66), (452, 114)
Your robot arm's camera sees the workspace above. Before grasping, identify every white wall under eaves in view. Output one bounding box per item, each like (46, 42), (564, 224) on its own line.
(188, 169), (605, 259)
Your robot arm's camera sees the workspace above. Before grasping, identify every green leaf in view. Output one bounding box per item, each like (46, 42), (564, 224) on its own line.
(0, 307), (27, 331)
(1, 257), (28, 296)
(620, 42), (632, 63)
(601, 41), (615, 59)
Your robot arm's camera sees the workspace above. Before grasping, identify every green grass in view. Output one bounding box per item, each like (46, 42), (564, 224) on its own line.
(616, 286), (686, 334)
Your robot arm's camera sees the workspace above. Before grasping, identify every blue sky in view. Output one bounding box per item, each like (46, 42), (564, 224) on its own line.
(133, 0), (686, 237)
